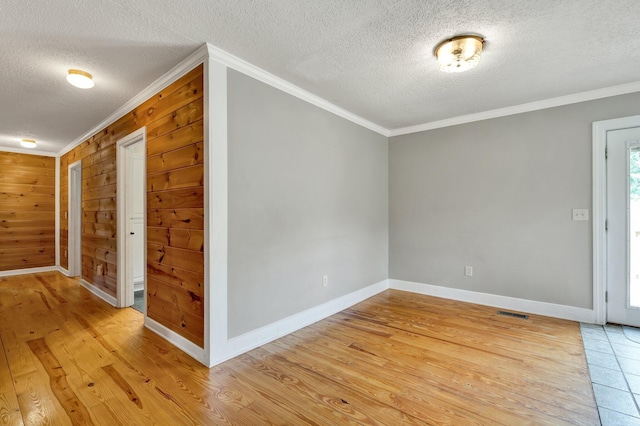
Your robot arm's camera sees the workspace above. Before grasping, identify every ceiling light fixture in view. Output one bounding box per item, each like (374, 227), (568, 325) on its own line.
(66, 69), (94, 89)
(434, 35), (485, 73)
(20, 139), (37, 149)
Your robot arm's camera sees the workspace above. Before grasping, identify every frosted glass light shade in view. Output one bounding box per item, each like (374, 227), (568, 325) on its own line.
(435, 35), (484, 73)
(20, 139), (37, 148)
(67, 69), (94, 89)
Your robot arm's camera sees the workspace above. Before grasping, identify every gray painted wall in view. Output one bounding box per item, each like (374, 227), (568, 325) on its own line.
(389, 92), (640, 309)
(227, 69), (389, 338)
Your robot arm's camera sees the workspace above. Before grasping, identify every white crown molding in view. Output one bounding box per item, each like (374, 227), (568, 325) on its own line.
(389, 279), (595, 323)
(389, 80), (640, 137)
(204, 43), (389, 137)
(79, 278), (117, 307)
(58, 44), (211, 156)
(0, 146), (57, 157)
(48, 39), (640, 151)
(145, 317), (207, 365)
(0, 266), (59, 277)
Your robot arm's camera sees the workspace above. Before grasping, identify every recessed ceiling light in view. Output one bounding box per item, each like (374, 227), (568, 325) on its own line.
(20, 139), (37, 149)
(67, 69), (94, 89)
(434, 35), (485, 73)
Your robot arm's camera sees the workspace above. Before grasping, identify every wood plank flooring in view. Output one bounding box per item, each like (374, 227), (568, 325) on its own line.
(0, 272), (599, 425)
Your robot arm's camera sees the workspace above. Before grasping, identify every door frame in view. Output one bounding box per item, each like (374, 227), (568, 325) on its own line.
(626, 141), (640, 311)
(68, 160), (82, 277)
(593, 114), (640, 324)
(116, 127), (146, 309)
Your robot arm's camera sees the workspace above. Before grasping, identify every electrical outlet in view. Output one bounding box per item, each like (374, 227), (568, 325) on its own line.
(96, 264), (104, 275)
(64, 250), (67, 258)
(64, 211), (68, 219)
(465, 266), (473, 277)
(322, 275), (328, 287)
(572, 209), (589, 221)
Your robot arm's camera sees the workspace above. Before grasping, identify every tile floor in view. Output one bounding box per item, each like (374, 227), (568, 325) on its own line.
(581, 323), (640, 425)
(132, 289), (144, 313)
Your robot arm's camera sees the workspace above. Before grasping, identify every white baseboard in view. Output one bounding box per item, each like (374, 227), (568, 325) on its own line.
(389, 279), (596, 323)
(212, 279), (389, 366)
(145, 317), (207, 365)
(79, 279), (117, 307)
(0, 265), (59, 277)
(57, 266), (70, 276)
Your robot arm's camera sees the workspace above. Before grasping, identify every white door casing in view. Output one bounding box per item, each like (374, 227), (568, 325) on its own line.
(129, 147), (145, 291)
(593, 115), (640, 326)
(68, 160), (82, 277)
(606, 127), (640, 326)
(116, 128), (146, 310)
(592, 115), (640, 324)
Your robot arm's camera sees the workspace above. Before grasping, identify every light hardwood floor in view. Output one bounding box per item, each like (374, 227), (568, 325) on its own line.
(0, 272), (599, 425)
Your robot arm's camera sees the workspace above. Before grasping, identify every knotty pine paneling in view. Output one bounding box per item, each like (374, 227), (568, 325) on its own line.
(147, 243), (204, 274)
(147, 228), (204, 251)
(0, 152), (55, 271)
(147, 208), (204, 230)
(147, 261), (204, 296)
(147, 122), (204, 157)
(147, 187), (204, 209)
(146, 164), (203, 192)
(59, 64), (205, 347)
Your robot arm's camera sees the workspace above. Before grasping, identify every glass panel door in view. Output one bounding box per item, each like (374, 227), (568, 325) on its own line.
(607, 128), (640, 326)
(629, 146), (640, 307)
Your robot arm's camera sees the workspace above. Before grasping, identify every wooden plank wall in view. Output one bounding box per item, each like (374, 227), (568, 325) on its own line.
(0, 152), (56, 271)
(59, 64), (205, 347)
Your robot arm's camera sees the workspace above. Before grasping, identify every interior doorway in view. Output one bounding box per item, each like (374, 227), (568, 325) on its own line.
(67, 160), (82, 277)
(116, 128), (146, 314)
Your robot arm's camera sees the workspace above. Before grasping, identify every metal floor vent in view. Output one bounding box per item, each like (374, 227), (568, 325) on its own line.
(497, 310), (529, 320)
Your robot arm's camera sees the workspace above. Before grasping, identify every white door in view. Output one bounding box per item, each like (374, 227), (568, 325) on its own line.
(128, 145), (145, 292)
(116, 128), (146, 310)
(68, 161), (82, 277)
(607, 126), (640, 326)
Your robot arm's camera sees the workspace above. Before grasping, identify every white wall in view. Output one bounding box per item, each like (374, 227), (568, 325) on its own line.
(227, 69), (389, 338)
(389, 91), (640, 309)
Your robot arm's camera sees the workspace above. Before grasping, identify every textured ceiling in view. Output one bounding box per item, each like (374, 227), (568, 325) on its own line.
(2, 0), (640, 153)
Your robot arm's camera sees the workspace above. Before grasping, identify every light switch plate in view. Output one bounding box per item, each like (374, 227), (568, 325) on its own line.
(572, 209), (589, 221)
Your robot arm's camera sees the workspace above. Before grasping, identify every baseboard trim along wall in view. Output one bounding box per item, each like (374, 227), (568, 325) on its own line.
(76, 275), (208, 364)
(79, 279), (117, 307)
(210, 277), (597, 366)
(31, 269), (600, 365)
(212, 279), (389, 366)
(389, 279), (596, 324)
(144, 317), (207, 365)
(0, 266), (59, 277)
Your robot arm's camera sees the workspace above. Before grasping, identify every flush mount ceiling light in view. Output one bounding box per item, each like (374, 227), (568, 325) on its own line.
(66, 69), (94, 89)
(20, 139), (37, 149)
(434, 35), (485, 73)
